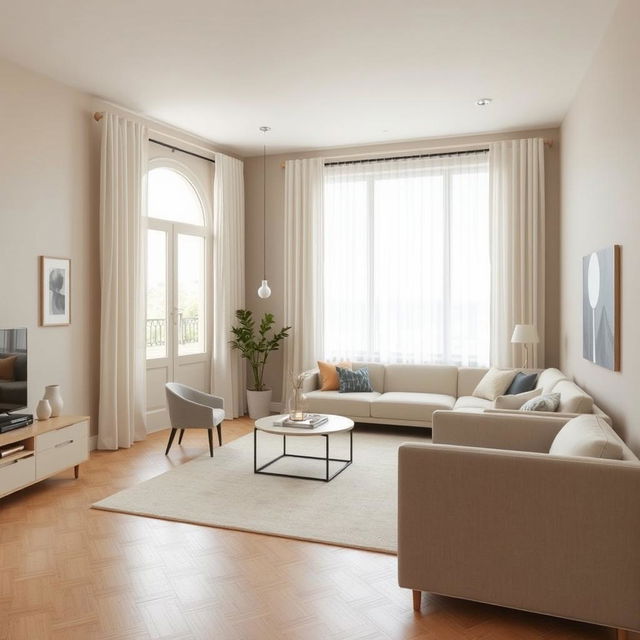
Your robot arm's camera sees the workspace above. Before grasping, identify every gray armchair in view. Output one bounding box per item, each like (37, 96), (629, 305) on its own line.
(165, 383), (225, 457)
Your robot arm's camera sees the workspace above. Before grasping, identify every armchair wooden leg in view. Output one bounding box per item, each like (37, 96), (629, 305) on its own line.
(617, 630), (628, 640)
(412, 590), (421, 612)
(208, 429), (214, 457)
(165, 428), (178, 455)
(178, 429), (185, 444)
(217, 423), (222, 446)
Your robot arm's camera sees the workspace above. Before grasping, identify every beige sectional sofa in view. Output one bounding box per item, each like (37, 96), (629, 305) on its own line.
(301, 363), (609, 427)
(398, 410), (640, 636)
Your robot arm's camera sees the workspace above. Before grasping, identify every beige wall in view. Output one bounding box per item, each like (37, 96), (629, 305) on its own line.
(560, 0), (640, 451)
(0, 57), (99, 430)
(245, 128), (561, 404)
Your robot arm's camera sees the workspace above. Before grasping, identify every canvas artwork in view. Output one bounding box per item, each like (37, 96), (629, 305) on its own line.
(582, 245), (620, 371)
(40, 256), (71, 326)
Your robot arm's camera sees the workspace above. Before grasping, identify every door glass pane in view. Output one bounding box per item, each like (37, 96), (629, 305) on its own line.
(178, 234), (205, 356)
(147, 168), (205, 225)
(146, 229), (168, 359)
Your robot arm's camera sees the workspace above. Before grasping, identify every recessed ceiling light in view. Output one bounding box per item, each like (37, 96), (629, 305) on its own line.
(476, 98), (492, 106)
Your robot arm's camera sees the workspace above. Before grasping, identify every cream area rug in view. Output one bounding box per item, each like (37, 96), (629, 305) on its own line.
(92, 427), (428, 554)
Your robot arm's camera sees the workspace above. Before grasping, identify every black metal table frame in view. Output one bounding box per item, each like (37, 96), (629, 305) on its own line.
(253, 427), (353, 482)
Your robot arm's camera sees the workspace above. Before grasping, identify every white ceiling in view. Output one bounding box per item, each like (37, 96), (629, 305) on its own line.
(0, 0), (618, 156)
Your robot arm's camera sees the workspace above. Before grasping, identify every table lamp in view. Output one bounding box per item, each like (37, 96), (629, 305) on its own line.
(511, 324), (539, 368)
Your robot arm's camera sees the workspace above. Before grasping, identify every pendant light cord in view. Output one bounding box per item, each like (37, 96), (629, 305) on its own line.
(263, 142), (266, 280)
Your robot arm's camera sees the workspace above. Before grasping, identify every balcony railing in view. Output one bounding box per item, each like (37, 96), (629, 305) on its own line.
(146, 317), (199, 347)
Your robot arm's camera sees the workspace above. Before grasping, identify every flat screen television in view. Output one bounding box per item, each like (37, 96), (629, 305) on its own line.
(0, 328), (28, 414)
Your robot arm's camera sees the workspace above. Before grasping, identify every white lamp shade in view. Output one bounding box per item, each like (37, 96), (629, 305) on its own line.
(511, 324), (539, 344)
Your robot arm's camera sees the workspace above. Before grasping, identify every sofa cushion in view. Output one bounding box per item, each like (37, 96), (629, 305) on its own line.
(521, 392), (561, 412)
(505, 371), (538, 395)
(454, 396), (493, 410)
(536, 368), (568, 394)
(352, 363), (385, 393)
(384, 364), (458, 395)
(337, 367), (373, 393)
(304, 390), (380, 417)
(457, 368), (490, 398)
(472, 368), (517, 400)
(371, 392), (455, 421)
(549, 415), (623, 460)
(494, 388), (542, 410)
(318, 360), (351, 391)
(553, 380), (594, 414)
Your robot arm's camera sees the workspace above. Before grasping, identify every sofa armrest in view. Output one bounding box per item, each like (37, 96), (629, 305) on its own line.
(432, 409), (570, 453)
(398, 443), (640, 632)
(301, 368), (320, 393)
(487, 407), (613, 426)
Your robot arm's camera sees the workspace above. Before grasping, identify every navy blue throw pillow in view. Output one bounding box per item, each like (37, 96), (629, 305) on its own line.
(506, 371), (538, 395)
(337, 367), (373, 393)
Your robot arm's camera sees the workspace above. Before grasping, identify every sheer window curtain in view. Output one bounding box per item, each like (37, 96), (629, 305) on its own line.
(489, 138), (545, 368)
(97, 113), (147, 450)
(282, 158), (324, 407)
(211, 153), (246, 418)
(323, 153), (490, 366)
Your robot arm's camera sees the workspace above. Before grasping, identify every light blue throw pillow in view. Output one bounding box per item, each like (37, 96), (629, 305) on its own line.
(337, 367), (373, 393)
(520, 392), (561, 412)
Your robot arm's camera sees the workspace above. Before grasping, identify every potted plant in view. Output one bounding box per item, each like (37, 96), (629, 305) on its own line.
(230, 309), (291, 419)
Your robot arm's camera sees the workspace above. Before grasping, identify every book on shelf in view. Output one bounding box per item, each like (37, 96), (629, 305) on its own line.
(273, 414), (329, 429)
(0, 443), (25, 458)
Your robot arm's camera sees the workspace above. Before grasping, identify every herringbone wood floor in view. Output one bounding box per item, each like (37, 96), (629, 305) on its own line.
(0, 419), (633, 640)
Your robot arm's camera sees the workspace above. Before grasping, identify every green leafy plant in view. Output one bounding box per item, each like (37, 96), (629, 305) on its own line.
(230, 309), (291, 391)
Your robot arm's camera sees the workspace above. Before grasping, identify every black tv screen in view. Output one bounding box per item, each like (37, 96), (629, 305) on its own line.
(0, 328), (28, 413)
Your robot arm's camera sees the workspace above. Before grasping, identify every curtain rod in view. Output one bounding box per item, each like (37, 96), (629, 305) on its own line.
(93, 112), (215, 164)
(324, 148), (488, 167)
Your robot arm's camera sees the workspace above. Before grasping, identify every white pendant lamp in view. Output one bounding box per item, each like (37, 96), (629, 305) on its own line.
(257, 126), (272, 299)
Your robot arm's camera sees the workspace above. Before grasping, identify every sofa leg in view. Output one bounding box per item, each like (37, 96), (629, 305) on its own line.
(616, 630), (627, 640)
(412, 590), (421, 612)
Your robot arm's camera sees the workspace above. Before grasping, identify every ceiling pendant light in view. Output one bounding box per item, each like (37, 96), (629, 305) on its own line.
(257, 126), (272, 299)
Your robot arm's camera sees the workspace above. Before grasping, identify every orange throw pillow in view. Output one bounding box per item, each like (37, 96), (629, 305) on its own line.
(317, 360), (352, 391)
(0, 355), (17, 381)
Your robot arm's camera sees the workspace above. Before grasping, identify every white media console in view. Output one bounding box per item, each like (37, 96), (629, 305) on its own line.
(0, 415), (89, 499)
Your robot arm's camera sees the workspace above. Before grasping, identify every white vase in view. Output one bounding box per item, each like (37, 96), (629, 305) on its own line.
(36, 399), (52, 421)
(246, 389), (272, 420)
(44, 385), (63, 418)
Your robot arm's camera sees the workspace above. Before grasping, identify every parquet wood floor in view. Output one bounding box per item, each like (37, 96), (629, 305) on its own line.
(0, 418), (634, 640)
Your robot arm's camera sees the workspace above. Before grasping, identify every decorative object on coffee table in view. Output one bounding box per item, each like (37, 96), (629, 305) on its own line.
(254, 413), (354, 482)
(40, 256), (71, 326)
(583, 245), (620, 371)
(287, 371), (308, 421)
(511, 324), (539, 368)
(230, 309), (290, 419)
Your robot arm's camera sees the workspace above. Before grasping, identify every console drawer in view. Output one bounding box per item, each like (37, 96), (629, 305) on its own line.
(0, 454), (36, 497)
(36, 421), (88, 452)
(36, 437), (87, 480)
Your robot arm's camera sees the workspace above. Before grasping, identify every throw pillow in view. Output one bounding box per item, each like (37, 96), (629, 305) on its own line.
(0, 355), (16, 381)
(505, 371), (538, 395)
(472, 368), (517, 401)
(549, 415), (623, 460)
(494, 388), (542, 410)
(520, 392), (561, 412)
(317, 360), (352, 391)
(337, 367), (373, 393)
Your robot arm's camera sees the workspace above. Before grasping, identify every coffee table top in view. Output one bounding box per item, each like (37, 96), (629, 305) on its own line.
(254, 414), (354, 436)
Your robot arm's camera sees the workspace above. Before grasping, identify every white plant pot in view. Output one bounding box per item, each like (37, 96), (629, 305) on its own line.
(246, 389), (272, 420)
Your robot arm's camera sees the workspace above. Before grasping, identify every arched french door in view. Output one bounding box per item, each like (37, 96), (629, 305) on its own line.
(145, 154), (212, 429)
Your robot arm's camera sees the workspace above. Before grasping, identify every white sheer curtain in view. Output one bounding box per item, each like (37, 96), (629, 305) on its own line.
(489, 138), (545, 368)
(323, 152), (490, 366)
(282, 158), (324, 407)
(211, 153), (246, 418)
(98, 113), (147, 449)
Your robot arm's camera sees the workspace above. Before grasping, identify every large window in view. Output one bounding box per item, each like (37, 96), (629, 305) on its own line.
(323, 152), (490, 366)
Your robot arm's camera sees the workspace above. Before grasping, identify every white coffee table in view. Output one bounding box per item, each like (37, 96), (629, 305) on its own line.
(253, 414), (354, 482)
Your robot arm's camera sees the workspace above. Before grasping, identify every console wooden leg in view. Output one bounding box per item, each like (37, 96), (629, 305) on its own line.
(412, 590), (421, 612)
(617, 630), (627, 640)
(74, 464), (79, 479)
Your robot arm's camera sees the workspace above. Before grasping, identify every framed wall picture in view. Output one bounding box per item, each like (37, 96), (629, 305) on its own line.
(582, 245), (620, 371)
(40, 256), (71, 326)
